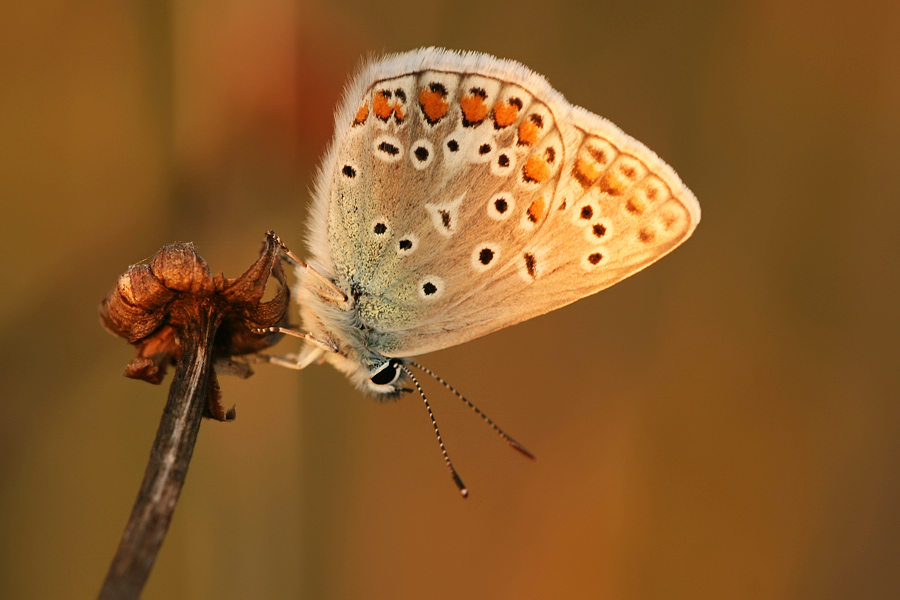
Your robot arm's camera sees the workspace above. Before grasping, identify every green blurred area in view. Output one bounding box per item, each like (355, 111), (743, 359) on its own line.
(1, 0), (898, 598)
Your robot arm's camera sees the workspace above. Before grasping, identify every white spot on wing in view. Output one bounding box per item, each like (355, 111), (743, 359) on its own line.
(490, 147), (516, 177)
(409, 138), (435, 170)
(470, 243), (500, 272)
(373, 135), (404, 162)
(425, 192), (466, 236)
(487, 192), (514, 221)
(583, 218), (613, 243)
(417, 275), (445, 300)
(370, 217), (391, 237)
(581, 247), (610, 270)
(397, 233), (418, 255)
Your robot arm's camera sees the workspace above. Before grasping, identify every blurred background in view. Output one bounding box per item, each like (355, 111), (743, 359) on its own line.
(1, 0), (898, 598)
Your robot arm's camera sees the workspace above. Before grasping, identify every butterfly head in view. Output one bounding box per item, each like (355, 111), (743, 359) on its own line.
(363, 357), (410, 399)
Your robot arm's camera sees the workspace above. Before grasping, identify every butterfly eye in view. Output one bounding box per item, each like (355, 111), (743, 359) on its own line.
(370, 359), (402, 386)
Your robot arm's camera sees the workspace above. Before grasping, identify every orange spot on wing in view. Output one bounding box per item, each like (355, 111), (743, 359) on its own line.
(600, 171), (627, 196)
(573, 157), (602, 188)
(373, 90), (404, 123)
(526, 197), (545, 223)
(419, 87), (449, 122)
(626, 187), (657, 216)
(373, 91), (393, 120)
(523, 156), (550, 183)
(460, 94), (489, 125)
(492, 100), (520, 127)
(625, 196), (646, 214)
(517, 119), (540, 146)
(353, 103), (369, 126)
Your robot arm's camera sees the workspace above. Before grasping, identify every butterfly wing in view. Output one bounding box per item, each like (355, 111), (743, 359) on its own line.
(307, 48), (699, 358)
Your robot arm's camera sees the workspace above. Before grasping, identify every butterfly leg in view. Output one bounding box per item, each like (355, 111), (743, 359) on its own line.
(248, 330), (331, 370)
(263, 346), (327, 370)
(268, 231), (348, 304)
(253, 325), (338, 353)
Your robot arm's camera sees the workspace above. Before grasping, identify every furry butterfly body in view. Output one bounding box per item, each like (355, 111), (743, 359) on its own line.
(285, 47), (700, 399)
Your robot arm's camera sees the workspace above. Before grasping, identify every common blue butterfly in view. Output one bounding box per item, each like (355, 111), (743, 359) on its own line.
(264, 48), (700, 495)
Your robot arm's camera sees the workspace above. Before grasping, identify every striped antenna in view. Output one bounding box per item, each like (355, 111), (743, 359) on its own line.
(409, 361), (535, 461)
(400, 365), (468, 498)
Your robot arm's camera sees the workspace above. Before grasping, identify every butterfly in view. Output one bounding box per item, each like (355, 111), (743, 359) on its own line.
(263, 47), (700, 495)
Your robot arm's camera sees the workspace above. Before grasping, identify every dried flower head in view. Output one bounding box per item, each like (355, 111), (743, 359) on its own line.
(99, 231), (290, 420)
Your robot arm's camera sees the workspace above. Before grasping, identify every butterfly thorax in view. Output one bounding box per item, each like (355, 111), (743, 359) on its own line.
(296, 267), (410, 399)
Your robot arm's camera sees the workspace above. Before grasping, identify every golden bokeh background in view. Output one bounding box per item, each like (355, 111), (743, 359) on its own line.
(1, 0), (898, 598)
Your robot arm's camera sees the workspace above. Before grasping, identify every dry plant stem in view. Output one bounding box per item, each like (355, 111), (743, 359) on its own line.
(97, 232), (288, 597)
(99, 305), (221, 600)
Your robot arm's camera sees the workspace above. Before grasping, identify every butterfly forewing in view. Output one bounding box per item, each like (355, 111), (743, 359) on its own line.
(327, 65), (564, 336)
(317, 49), (699, 358)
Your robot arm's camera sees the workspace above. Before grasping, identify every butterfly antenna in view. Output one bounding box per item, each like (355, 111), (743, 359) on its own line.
(401, 365), (468, 498)
(409, 361), (535, 461)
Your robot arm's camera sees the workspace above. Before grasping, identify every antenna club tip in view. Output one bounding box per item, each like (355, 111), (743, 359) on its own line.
(452, 473), (468, 497)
